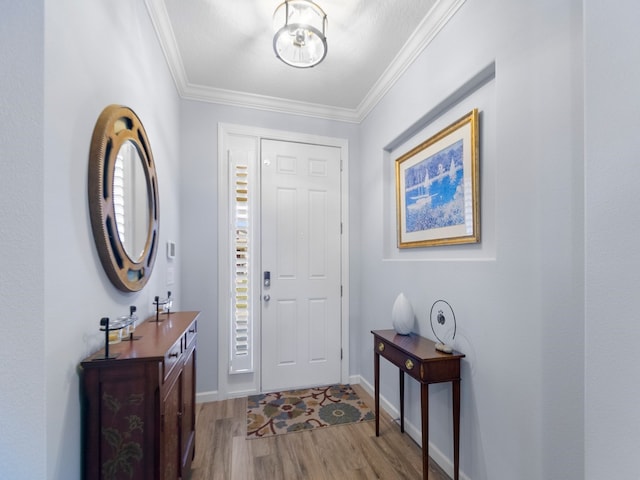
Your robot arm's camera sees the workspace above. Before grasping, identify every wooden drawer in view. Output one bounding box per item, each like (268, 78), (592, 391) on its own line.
(376, 339), (421, 381)
(374, 332), (463, 384)
(184, 319), (197, 350)
(164, 338), (182, 381)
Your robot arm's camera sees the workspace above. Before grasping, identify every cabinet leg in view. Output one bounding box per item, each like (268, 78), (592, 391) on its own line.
(374, 352), (380, 437)
(453, 379), (461, 480)
(421, 383), (429, 480)
(399, 369), (405, 433)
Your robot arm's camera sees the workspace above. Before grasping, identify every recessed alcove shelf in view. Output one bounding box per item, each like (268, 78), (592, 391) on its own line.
(383, 62), (497, 261)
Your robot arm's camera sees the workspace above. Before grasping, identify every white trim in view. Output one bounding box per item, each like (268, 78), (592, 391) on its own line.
(180, 84), (361, 124)
(143, 0), (189, 97)
(225, 388), (260, 400)
(356, 0), (467, 122)
(195, 390), (218, 404)
(218, 123), (350, 399)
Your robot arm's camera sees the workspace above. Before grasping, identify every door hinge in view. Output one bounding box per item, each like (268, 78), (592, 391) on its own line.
(341, 348), (343, 360)
(340, 222), (343, 234)
(340, 285), (343, 297)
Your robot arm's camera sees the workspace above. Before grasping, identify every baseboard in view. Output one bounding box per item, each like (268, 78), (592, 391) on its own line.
(195, 390), (218, 404)
(351, 374), (470, 480)
(226, 388), (259, 399)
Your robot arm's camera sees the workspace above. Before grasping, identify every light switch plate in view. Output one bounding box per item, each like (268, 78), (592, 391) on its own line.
(167, 240), (176, 259)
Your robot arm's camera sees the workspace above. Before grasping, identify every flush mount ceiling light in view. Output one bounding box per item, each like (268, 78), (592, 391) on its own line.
(273, 0), (328, 68)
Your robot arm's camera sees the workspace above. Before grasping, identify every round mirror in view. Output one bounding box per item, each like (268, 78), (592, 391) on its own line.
(88, 105), (159, 292)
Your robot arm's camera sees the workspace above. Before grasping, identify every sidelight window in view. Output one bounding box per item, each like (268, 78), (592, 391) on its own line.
(229, 156), (254, 373)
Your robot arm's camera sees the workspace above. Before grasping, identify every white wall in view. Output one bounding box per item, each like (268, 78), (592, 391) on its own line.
(42, 1), (181, 478)
(358, 1), (584, 479)
(584, 2), (640, 478)
(7, 1), (640, 478)
(179, 101), (360, 398)
(0, 2), (46, 478)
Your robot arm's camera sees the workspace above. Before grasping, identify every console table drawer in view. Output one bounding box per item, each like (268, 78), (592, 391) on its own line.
(375, 334), (463, 383)
(163, 338), (182, 381)
(376, 339), (421, 380)
(184, 319), (197, 349)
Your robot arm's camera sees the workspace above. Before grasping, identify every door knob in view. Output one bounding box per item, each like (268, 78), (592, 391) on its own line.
(263, 294), (271, 302)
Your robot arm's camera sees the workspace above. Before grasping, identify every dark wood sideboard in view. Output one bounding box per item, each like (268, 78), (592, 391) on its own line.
(81, 311), (199, 480)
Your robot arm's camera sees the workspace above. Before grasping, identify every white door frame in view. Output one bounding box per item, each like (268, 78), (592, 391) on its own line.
(217, 123), (350, 400)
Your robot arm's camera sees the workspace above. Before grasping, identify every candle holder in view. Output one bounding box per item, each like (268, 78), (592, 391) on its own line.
(153, 291), (172, 322)
(96, 317), (121, 360)
(121, 305), (140, 341)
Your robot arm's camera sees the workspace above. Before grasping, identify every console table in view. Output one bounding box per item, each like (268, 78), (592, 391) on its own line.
(372, 329), (465, 480)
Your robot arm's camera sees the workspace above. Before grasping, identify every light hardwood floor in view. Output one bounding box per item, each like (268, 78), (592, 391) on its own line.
(190, 384), (450, 480)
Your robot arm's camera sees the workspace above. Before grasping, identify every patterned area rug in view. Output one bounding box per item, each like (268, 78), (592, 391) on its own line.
(246, 384), (375, 439)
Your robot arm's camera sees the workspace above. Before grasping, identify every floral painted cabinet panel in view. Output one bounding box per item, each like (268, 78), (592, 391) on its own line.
(81, 311), (199, 480)
(84, 364), (156, 479)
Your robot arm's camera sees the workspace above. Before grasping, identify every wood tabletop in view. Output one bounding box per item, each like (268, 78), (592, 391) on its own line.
(372, 329), (465, 361)
(82, 311), (199, 365)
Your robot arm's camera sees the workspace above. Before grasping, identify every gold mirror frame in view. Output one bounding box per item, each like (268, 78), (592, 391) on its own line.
(88, 105), (159, 292)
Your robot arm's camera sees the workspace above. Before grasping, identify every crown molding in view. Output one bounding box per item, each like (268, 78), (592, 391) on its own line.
(145, 0), (466, 124)
(180, 82), (362, 123)
(356, 0), (467, 122)
(144, 0), (189, 96)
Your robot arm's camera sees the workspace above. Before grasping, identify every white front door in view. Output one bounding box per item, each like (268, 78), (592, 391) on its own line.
(260, 139), (342, 392)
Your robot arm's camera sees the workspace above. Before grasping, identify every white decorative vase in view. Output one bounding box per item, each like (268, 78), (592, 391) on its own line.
(392, 293), (414, 335)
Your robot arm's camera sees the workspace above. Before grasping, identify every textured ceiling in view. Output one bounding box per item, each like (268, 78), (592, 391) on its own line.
(145, 0), (465, 122)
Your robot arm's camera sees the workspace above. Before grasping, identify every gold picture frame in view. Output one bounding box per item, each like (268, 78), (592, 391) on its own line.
(396, 109), (479, 248)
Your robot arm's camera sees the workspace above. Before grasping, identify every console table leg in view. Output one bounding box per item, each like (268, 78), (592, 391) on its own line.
(399, 369), (405, 433)
(421, 383), (429, 480)
(453, 378), (461, 480)
(374, 352), (380, 437)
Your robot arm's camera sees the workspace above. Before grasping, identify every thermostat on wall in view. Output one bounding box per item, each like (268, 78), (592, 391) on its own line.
(167, 241), (176, 259)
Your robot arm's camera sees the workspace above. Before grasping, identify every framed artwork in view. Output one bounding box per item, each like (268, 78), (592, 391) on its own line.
(395, 109), (479, 248)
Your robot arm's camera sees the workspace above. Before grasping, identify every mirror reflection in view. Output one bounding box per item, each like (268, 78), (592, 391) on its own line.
(113, 140), (150, 261)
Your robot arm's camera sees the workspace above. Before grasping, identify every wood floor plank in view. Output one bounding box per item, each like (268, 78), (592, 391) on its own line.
(230, 435), (253, 480)
(190, 386), (451, 480)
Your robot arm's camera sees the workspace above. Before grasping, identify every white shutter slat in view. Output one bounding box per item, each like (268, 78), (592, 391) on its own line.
(229, 151), (254, 374)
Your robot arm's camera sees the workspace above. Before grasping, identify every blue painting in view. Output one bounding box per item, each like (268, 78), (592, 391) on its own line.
(403, 140), (465, 233)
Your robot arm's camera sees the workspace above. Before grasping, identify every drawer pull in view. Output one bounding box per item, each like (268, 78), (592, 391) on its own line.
(189, 329), (196, 334)
(378, 342), (385, 352)
(168, 352), (179, 358)
(405, 359), (414, 370)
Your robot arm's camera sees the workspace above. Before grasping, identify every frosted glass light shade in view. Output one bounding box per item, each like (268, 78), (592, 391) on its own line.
(392, 293), (414, 335)
(273, 0), (327, 68)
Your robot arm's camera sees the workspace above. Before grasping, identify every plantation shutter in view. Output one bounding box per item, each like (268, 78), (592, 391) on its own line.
(113, 155), (126, 244)
(228, 150), (254, 374)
